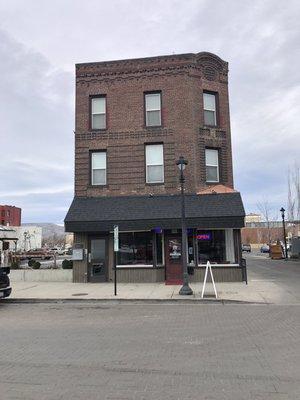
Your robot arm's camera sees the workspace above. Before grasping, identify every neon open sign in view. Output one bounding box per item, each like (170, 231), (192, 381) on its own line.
(196, 233), (212, 241)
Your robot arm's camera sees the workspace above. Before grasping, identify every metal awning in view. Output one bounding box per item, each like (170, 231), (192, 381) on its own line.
(0, 226), (18, 241)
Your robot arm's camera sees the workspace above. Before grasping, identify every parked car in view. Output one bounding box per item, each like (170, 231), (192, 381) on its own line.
(260, 244), (270, 253)
(49, 247), (65, 255)
(0, 267), (11, 299)
(65, 247), (73, 256)
(242, 244), (251, 253)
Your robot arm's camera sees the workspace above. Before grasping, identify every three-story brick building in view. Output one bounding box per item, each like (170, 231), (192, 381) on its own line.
(65, 51), (245, 284)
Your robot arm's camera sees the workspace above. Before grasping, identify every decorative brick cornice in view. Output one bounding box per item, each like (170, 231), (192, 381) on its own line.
(75, 128), (174, 141)
(76, 52), (228, 84)
(199, 127), (227, 139)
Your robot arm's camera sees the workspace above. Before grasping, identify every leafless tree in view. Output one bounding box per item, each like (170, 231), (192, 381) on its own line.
(287, 163), (300, 222)
(257, 199), (276, 244)
(287, 167), (295, 221)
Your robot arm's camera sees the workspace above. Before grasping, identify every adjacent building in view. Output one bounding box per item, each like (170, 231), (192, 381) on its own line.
(65, 51), (245, 283)
(0, 205), (21, 226)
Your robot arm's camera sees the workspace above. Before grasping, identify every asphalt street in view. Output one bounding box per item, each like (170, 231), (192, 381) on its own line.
(245, 252), (300, 302)
(0, 255), (299, 400)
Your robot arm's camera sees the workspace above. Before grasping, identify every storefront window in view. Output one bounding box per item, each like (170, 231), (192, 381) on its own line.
(156, 233), (163, 265)
(197, 230), (225, 264)
(117, 232), (153, 265)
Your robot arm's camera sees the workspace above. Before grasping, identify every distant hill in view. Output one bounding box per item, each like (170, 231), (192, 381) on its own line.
(22, 223), (65, 238)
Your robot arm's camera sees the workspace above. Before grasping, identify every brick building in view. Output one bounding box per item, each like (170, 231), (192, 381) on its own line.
(65, 51), (245, 283)
(0, 205), (21, 226)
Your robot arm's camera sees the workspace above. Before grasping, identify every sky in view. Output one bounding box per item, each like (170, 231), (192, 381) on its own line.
(0, 0), (299, 223)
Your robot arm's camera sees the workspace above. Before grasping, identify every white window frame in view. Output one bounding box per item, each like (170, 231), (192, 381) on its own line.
(203, 92), (217, 126)
(91, 96), (106, 130)
(145, 92), (162, 127)
(205, 148), (219, 183)
(91, 151), (107, 186)
(145, 144), (164, 184)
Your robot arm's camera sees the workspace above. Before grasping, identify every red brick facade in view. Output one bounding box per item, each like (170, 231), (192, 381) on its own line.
(74, 52), (234, 197)
(0, 205), (21, 226)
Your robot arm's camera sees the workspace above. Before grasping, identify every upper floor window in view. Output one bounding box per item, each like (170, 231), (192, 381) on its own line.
(145, 144), (164, 183)
(91, 96), (106, 130)
(91, 151), (106, 185)
(145, 92), (161, 127)
(203, 92), (217, 126)
(205, 148), (219, 183)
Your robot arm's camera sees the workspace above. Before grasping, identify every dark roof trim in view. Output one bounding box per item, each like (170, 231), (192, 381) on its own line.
(65, 217), (245, 233)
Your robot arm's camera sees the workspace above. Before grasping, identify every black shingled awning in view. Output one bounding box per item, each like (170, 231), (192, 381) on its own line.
(64, 193), (245, 232)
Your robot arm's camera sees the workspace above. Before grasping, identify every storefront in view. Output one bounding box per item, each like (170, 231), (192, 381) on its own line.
(65, 192), (245, 283)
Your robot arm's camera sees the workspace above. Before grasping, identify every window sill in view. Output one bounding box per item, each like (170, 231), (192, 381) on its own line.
(197, 263), (239, 268)
(88, 184), (108, 188)
(144, 125), (163, 129)
(206, 181), (220, 185)
(203, 125), (219, 129)
(116, 265), (164, 269)
(89, 129), (108, 133)
(145, 182), (165, 186)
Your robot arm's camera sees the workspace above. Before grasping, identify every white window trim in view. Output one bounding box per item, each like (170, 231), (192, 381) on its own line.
(145, 144), (164, 184)
(203, 92), (217, 126)
(91, 97), (106, 129)
(145, 93), (162, 127)
(116, 264), (154, 268)
(205, 149), (219, 183)
(91, 152), (107, 186)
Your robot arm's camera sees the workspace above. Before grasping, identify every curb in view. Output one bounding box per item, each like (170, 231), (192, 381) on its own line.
(4, 298), (263, 305)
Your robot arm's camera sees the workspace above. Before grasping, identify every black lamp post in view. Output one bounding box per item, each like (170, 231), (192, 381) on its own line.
(280, 207), (288, 259)
(176, 156), (193, 295)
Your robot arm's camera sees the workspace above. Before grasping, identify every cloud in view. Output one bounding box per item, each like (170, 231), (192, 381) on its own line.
(0, 28), (74, 222)
(0, 0), (299, 221)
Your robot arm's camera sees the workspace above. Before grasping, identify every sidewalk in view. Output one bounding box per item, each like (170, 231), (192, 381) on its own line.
(7, 277), (300, 304)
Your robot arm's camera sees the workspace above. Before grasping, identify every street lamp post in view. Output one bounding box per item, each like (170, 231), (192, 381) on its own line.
(280, 207), (288, 259)
(176, 156), (193, 296)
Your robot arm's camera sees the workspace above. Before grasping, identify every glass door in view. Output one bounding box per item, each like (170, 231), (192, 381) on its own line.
(88, 238), (107, 282)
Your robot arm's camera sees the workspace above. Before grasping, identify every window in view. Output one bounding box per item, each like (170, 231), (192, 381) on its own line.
(197, 230), (225, 263)
(155, 232), (163, 265)
(117, 232), (153, 265)
(145, 144), (164, 183)
(205, 148), (219, 183)
(145, 92), (161, 126)
(203, 92), (217, 126)
(91, 152), (106, 185)
(117, 231), (163, 266)
(91, 96), (106, 129)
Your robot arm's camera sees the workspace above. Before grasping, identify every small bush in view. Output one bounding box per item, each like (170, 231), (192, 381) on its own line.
(32, 261), (41, 269)
(28, 259), (35, 267)
(10, 260), (20, 269)
(62, 259), (73, 269)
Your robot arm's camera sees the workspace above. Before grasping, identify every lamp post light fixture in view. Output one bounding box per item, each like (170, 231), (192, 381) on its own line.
(280, 207), (288, 259)
(176, 156), (193, 296)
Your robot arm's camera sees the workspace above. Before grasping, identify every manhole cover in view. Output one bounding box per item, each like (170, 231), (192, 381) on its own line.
(72, 293), (88, 296)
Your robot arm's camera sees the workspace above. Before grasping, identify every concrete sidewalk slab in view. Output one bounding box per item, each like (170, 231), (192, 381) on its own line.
(7, 278), (299, 304)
